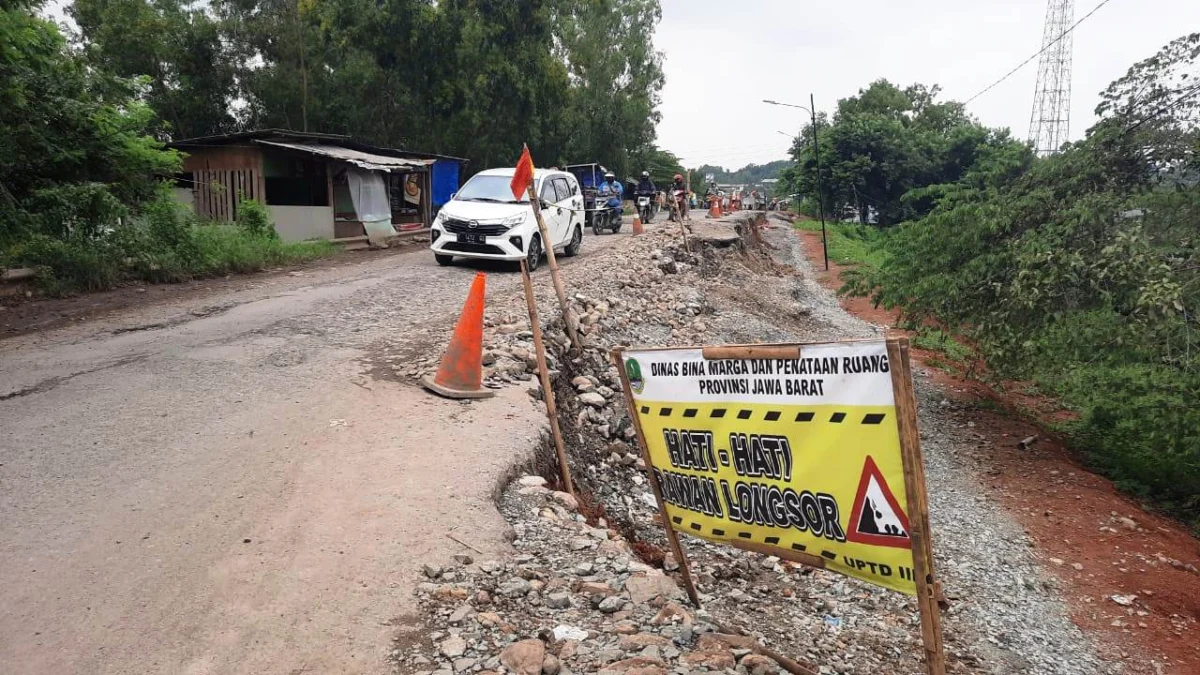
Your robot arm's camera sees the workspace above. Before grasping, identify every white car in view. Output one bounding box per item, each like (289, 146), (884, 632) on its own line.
(430, 168), (584, 270)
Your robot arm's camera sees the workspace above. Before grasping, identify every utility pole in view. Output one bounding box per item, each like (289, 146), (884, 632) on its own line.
(764, 97), (829, 270)
(809, 93), (828, 271)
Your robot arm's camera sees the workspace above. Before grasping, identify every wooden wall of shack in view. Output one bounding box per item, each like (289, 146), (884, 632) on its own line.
(180, 145), (267, 222)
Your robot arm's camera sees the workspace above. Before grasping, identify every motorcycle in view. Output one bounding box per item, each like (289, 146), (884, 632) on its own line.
(636, 193), (655, 224)
(592, 203), (624, 235)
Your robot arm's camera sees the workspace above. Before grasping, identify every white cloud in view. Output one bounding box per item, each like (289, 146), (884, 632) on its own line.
(654, 0), (1200, 169)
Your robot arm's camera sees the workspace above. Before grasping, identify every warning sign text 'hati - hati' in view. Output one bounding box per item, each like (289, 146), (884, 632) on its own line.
(621, 341), (919, 595)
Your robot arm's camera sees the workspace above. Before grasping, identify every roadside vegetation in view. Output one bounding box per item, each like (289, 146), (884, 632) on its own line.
(5, 193), (334, 295)
(784, 34), (1200, 527)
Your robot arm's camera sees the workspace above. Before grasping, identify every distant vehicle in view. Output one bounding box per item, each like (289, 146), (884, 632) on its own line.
(565, 163), (609, 231)
(430, 168), (584, 271)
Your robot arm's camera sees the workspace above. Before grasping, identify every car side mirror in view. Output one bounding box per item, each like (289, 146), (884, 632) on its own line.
(449, 192), (457, 200)
(539, 199), (551, 210)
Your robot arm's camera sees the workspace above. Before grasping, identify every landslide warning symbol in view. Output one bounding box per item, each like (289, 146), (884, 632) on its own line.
(847, 456), (912, 548)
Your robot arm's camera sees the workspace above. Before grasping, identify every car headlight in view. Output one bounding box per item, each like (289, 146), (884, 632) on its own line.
(433, 211), (446, 226)
(500, 214), (525, 229)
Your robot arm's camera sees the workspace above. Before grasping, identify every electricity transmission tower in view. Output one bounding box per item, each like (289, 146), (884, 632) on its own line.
(1028, 0), (1074, 155)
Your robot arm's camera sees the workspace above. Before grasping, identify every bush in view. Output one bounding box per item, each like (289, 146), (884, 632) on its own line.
(3, 190), (335, 295)
(236, 198), (278, 240)
(8, 234), (123, 295)
(1057, 363), (1200, 519)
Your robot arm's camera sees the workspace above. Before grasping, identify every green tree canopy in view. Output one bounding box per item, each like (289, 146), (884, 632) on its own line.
(67, 0), (667, 171)
(783, 80), (1024, 225)
(1, 0), (179, 245)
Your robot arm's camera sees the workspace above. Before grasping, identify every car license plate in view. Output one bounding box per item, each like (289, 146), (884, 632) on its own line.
(458, 232), (487, 245)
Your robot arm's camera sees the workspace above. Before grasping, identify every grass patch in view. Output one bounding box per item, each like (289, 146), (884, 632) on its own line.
(793, 220), (888, 270)
(189, 225), (336, 277)
(3, 193), (337, 296)
(912, 327), (973, 364)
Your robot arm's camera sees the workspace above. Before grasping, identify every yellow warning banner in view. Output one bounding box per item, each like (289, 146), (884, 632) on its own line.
(618, 341), (919, 595)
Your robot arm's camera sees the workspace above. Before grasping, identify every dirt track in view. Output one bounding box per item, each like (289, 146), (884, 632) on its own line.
(0, 229), (629, 675)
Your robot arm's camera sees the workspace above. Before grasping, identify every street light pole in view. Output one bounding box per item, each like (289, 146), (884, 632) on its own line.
(809, 93), (828, 271)
(764, 96), (829, 271)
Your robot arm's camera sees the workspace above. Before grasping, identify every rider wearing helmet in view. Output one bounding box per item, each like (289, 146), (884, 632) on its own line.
(670, 174), (688, 219)
(635, 171), (656, 197)
(597, 172), (623, 213)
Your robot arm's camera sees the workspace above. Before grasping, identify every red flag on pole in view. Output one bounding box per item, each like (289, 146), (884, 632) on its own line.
(510, 144), (535, 201)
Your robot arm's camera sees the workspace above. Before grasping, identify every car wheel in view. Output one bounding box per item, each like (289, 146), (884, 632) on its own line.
(563, 224), (582, 257)
(526, 234), (543, 272)
(434, 253), (454, 266)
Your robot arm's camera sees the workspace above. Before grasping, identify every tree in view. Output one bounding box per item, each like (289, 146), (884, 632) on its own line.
(421, 0), (573, 166)
(629, 145), (684, 187)
(552, 0), (665, 176)
(782, 80), (1009, 225)
(1, 0), (179, 246)
(66, 0), (667, 169)
(71, 0), (238, 139)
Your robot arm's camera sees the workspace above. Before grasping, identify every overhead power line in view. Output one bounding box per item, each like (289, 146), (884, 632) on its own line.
(964, 0), (1115, 106)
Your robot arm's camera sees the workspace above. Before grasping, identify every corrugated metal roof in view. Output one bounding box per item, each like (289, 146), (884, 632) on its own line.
(254, 140), (436, 171)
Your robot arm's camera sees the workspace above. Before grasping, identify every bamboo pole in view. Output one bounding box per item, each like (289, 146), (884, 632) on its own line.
(521, 259), (574, 496)
(886, 338), (947, 675)
(610, 347), (702, 608)
(526, 183), (582, 352)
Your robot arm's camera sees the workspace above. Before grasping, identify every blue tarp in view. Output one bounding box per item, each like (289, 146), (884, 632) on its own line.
(431, 160), (461, 207)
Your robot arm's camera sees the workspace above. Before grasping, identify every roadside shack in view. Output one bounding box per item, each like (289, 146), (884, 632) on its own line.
(169, 130), (465, 243)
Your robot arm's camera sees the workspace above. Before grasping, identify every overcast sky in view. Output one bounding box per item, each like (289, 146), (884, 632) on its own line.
(654, 0), (1200, 170)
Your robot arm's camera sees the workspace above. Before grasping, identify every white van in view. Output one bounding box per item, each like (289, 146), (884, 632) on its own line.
(430, 168), (584, 270)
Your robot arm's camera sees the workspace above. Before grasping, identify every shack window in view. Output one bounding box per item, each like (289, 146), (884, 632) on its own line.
(264, 155), (329, 206)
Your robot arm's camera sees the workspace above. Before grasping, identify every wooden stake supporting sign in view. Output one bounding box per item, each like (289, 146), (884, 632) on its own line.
(613, 338), (947, 675)
(521, 259), (575, 496)
(526, 183), (582, 352)
(887, 338), (946, 675)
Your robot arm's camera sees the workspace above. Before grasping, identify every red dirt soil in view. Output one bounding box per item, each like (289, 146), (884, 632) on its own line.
(794, 227), (1200, 674)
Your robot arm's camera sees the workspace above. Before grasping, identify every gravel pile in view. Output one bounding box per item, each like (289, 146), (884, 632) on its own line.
(404, 476), (809, 675)
(402, 214), (1117, 674)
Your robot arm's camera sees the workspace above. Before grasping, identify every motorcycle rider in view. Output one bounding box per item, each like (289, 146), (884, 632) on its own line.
(635, 171), (656, 197)
(704, 180), (719, 211)
(597, 172), (623, 224)
(669, 174), (688, 220)
(634, 171), (656, 220)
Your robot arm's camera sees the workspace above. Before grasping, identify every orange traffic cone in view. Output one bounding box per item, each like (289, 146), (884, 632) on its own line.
(421, 272), (494, 399)
(632, 212), (645, 235)
(709, 199), (721, 219)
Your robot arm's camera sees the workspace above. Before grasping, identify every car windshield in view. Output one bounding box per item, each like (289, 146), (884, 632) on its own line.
(455, 175), (536, 203)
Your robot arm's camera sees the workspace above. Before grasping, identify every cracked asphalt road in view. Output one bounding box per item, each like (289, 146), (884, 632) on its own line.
(0, 227), (630, 675)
